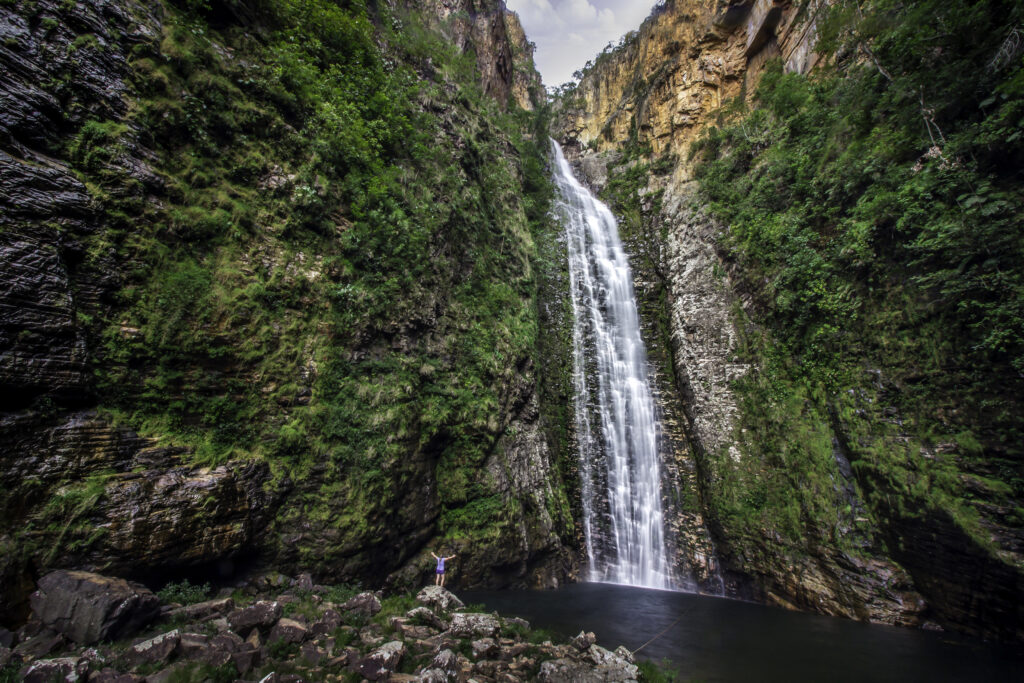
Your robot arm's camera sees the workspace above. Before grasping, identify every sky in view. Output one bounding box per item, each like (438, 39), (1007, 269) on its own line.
(505, 0), (658, 87)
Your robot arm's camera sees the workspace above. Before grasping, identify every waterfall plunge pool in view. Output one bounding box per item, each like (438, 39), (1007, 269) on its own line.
(460, 583), (1023, 682)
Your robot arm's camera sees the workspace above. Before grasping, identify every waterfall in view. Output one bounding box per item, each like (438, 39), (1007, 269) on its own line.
(551, 139), (672, 590)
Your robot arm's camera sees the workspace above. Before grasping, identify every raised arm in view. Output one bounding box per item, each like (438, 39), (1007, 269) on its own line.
(445, 554), (457, 560)
(431, 552), (439, 559)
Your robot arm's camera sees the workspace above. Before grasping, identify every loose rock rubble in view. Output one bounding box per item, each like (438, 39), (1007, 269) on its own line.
(3, 571), (644, 682)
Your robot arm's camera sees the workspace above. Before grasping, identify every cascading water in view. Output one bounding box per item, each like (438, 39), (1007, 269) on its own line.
(551, 139), (672, 590)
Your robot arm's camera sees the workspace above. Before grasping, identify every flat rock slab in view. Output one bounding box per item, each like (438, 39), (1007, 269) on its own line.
(30, 571), (160, 645)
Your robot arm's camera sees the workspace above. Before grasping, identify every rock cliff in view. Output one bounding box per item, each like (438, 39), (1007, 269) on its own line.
(0, 0), (575, 624)
(553, 0), (1023, 640)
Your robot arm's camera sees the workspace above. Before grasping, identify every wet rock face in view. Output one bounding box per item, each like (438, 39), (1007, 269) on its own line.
(0, 225), (89, 406)
(29, 570), (160, 645)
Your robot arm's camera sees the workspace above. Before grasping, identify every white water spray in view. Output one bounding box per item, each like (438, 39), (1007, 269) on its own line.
(551, 139), (672, 590)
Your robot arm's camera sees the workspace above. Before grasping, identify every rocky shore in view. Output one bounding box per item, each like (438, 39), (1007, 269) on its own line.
(1, 571), (644, 682)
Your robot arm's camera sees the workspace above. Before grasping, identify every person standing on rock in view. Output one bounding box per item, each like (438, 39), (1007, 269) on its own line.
(431, 550), (456, 587)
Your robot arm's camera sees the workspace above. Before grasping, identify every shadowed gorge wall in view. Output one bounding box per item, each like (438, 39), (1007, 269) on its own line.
(0, 0), (576, 623)
(553, 0), (1024, 641)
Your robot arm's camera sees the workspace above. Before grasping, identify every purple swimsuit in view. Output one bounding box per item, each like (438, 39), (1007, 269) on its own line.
(436, 557), (445, 574)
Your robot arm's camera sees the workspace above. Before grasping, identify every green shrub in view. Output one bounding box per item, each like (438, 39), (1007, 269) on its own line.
(157, 579), (211, 605)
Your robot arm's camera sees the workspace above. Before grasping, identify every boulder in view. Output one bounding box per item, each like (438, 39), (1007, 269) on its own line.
(415, 669), (449, 683)
(127, 629), (179, 666)
(268, 618), (308, 644)
(470, 637), (499, 660)
(339, 591), (381, 617)
(310, 608), (342, 636)
(231, 647), (258, 674)
(210, 632), (245, 654)
(20, 656), (88, 683)
(293, 573), (314, 591)
(571, 631), (596, 651)
(415, 586), (464, 613)
(227, 601), (282, 632)
(449, 613), (500, 638)
(357, 640), (405, 681)
(430, 648), (460, 676)
(29, 571), (160, 645)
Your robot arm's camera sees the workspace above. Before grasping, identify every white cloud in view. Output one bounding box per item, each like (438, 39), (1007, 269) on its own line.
(506, 0), (659, 86)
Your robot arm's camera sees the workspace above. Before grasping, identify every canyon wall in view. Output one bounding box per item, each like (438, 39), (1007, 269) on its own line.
(0, 0), (575, 624)
(554, 0), (1023, 640)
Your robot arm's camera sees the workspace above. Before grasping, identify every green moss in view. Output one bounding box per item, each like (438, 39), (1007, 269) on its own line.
(688, 0), (1024, 567)
(10, 0), (573, 580)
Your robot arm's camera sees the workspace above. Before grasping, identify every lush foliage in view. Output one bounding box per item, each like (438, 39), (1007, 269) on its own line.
(31, 0), (572, 577)
(157, 578), (212, 605)
(691, 0), (1024, 553)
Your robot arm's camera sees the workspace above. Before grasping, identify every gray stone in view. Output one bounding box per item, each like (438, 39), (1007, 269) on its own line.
(310, 608), (342, 636)
(357, 640), (405, 681)
(29, 571), (160, 645)
(20, 656), (88, 683)
(127, 629), (179, 665)
(231, 647), (258, 674)
(339, 591), (381, 617)
(470, 637), (498, 660)
(431, 648), (460, 676)
(227, 601), (282, 632)
(571, 631), (596, 651)
(293, 573), (314, 591)
(268, 618), (307, 644)
(210, 631), (245, 654)
(415, 586), (464, 613)
(449, 613), (500, 638)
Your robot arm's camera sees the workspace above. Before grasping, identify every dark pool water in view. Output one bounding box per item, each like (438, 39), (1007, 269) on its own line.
(460, 583), (1024, 682)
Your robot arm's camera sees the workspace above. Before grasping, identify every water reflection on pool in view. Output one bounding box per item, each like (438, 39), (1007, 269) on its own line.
(460, 583), (1023, 682)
